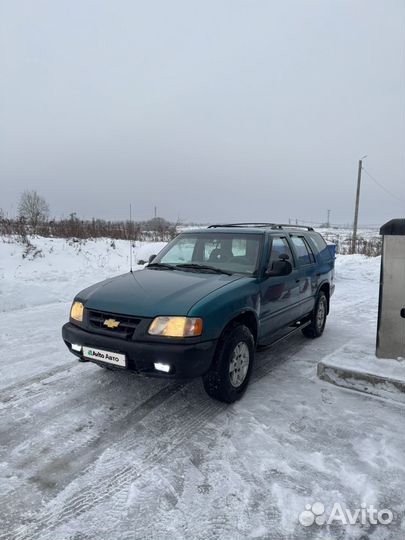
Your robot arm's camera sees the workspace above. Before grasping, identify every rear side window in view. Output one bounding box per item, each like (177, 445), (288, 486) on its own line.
(308, 232), (332, 263)
(290, 235), (315, 265)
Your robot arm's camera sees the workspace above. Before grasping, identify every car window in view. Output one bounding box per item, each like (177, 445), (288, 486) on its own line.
(290, 235), (315, 265)
(204, 238), (249, 260)
(268, 237), (294, 270)
(203, 239), (220, 261)
(157, 233), (262, 275)
(303, 237), (316, 263)
(159, 236), (196, 263)
(308, 232), (331, 262)
(232, 238), (248, 256)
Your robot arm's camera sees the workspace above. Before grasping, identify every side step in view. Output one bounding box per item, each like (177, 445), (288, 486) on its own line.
(258, 319), (311, 350)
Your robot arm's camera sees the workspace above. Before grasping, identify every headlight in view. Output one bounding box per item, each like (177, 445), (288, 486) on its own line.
(148, 316), (203, 337)
(70, 301), (84, 322)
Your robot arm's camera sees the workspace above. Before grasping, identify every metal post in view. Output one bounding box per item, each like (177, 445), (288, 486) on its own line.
(129, 203), (133, 272)
(352, 159), (363, 254)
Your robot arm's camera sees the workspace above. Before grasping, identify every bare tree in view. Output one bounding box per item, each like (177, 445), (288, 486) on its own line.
(17, 190), (49, 229)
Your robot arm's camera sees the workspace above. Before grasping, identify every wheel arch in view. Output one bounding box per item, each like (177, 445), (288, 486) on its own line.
(221, 309), (259, 344)
(318, 281), (331, 314)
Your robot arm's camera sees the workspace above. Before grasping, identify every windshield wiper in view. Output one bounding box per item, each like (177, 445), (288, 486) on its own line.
(147, 262), (175, 270)
(175, 263), (233, 275)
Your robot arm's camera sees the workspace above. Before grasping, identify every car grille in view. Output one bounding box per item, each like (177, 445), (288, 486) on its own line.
(87, 310), (141, 339)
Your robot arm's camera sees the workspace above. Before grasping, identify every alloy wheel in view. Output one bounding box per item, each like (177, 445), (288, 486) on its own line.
(229, 341), (250, 388)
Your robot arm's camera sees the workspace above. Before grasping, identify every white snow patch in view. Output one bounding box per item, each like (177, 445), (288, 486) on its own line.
(0, 236), (166, 312)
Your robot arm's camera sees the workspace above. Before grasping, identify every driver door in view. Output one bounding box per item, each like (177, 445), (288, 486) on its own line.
(259, 236), (301, 342)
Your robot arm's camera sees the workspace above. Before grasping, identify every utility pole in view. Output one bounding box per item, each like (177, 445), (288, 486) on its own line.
(327, 209), (331, 228)
(352, 156), (367, 253)
(154, 205), (157, 219)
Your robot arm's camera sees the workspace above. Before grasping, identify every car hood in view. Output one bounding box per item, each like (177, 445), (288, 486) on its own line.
(78, 268), (243, 317)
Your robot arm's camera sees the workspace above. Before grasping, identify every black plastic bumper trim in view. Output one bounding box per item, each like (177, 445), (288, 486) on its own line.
(62, 322), (216, 378)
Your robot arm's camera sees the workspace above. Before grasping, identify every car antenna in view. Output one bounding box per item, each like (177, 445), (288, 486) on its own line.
(129, 203), (133, 273)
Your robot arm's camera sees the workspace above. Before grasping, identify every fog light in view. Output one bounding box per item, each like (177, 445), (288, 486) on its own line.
(71, 343), (82, 352)
(154, 362), (170, 373)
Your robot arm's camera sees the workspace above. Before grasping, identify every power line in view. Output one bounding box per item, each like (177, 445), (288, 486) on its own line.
(292, 217), (381, 228)
(294, 217), (324, 224)
(362, 167), (404, 202)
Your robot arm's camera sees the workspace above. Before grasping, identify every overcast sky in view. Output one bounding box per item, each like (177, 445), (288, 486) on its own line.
(1, 0), (404, 225)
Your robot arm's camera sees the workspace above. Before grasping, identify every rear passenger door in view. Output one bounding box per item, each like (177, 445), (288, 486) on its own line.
(289, 235), (319, 317)
(259, 236), (301, 340)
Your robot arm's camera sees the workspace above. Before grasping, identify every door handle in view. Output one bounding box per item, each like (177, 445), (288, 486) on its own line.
(295, 279), (300, 283)
(316, 272), (321, 277)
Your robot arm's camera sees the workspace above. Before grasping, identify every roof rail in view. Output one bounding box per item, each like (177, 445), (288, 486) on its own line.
(208, 223), (277, 228)
(207, 223), (314, 231)
(270, 224), (314, 231)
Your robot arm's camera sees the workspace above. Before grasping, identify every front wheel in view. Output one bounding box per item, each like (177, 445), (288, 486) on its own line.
(302, 291), (328, 338)
(203, 323), (254, 403)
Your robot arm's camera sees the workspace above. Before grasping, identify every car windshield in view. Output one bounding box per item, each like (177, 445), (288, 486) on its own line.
(151, 232), (262, 275)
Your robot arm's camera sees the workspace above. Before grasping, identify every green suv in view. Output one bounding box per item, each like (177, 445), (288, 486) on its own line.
(62, 224), (335, 402)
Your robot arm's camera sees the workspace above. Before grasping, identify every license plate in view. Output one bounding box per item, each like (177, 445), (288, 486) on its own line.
(83, 346), (126, 367)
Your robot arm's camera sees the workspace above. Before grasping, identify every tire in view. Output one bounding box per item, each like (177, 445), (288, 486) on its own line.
(203, 323), (255, 403)
(302, 291), (328, 338)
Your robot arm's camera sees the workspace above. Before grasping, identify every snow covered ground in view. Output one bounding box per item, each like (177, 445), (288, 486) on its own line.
(0, 237), (404, 540)
(0, 236), (166, 313)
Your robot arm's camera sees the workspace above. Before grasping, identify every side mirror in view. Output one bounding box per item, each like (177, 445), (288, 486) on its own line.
(266, 259), (292, 277)
(148, 254), (157, 264)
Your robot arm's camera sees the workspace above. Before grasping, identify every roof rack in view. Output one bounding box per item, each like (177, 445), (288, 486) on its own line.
(271, 223), (314, 231)
(207, 223), (314, 231)
(208, 222), (275, 228)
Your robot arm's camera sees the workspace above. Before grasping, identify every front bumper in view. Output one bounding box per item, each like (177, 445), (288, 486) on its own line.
(62, 322), (216, 378)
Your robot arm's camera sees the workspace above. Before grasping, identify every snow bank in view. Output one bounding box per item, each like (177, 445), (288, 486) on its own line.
(0, 236), (166, 312)
(334, 253), (381, 282)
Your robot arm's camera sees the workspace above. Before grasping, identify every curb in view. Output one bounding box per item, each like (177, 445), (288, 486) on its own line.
(317, 361), (405, 404)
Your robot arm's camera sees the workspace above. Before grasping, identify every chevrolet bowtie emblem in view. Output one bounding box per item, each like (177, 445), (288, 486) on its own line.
(103, 319), (120, 329)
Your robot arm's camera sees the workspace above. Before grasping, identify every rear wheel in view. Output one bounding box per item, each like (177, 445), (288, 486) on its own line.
(302, 291), (328, 338)
(203, 323), (254, 403)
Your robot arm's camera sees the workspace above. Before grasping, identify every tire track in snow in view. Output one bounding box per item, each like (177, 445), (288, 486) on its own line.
(10, 384), (227, 540)
(0, 375), (178, 493)
(35, 338), (311, 540)
(8, 333), (309, 540)
(1, 380), (185, 540)
(0, 362), (74, 406)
